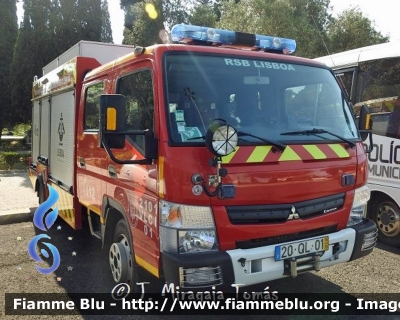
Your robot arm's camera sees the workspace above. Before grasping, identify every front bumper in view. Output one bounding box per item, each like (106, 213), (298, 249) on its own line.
(162, 218), (377, 288)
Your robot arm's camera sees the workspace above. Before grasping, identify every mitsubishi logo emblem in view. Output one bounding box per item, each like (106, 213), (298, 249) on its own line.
(288, 205), (300, 220)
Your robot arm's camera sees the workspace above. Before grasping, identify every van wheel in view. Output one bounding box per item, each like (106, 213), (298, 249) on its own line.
(109, 219), (137, 288)
(369, 196), (400, 247)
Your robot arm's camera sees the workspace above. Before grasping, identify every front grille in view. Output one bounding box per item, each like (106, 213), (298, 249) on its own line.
(226, 193), (345, 224)
(236, 225), (338, 249)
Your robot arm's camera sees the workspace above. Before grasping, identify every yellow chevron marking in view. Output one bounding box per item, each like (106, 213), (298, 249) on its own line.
(303, 145), (327, 159)
(135, 255), (159, 278)
(386, 101), (394, 112)
(329, 144), (350, 158)
(279, 146), (301, 161)
(221, 147), (240, 164)
(247, 146), (272, 162)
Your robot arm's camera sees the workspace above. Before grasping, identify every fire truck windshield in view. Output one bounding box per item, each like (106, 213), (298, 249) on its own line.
(165, 53), (359, 145)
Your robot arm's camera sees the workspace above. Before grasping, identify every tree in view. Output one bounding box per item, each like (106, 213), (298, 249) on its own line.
(216, 0), (334, 58)
(163, 0), (222, 31)
(51, 0), (79, 53)
(101, 0), (113, 43)
(162, 0), (190, 31)
(287, 0), (333, 58)
(326, 7), (389, 54)
(0, 0), (18, 135)
(188, 2), (218, 27)
(51, 0), (111, 55)
(123, 0), (164, 46)
(75, 0), (102, 41)
(120, 0), (140, 29)
(10, 0), (54, 125)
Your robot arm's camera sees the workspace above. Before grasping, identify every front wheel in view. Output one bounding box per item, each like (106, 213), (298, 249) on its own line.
(369, 196), (400, 247)
(109, 219), (137, 287)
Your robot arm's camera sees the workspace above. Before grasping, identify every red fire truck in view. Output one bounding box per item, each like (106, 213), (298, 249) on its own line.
(29, 24), (377, 291)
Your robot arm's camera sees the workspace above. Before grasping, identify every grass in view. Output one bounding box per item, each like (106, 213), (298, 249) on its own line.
(0, 153), (30, 170)
(0, 123), (31, 170)
(0, 141), (30, 171)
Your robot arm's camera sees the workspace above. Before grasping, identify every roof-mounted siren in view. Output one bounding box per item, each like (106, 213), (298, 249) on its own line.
(170, 24), (296, 54)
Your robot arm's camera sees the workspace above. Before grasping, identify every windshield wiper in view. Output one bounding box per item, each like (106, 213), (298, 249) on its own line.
(280, 128), (355, 148)
(187, 130), (286, 151)
(238, 131), (286, 151)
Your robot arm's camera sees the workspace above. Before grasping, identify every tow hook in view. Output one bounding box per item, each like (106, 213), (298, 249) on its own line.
(330, 243), (344, 260)
(238, 258), (246, 267)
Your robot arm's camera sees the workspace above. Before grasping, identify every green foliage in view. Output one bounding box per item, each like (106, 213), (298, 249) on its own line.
(11, 0), (56, 126)
(101, 0), (114, 43)
(188, 3), (217, 27)
(163, 0), (191, 30)
(0, 123), (31, 152)
(0, 0), (18, 135)
(9, 0), (113, 130)
(216, 0), (333, 58)
(12, 123), (31, 136)
(0, 151), (27, 170)
(326, 7), (389, 54)
(123, 0), (164, 46)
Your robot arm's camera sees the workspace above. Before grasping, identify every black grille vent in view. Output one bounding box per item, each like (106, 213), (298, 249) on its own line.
(236, 225), (338, 249)
(226, 193), (345, 224)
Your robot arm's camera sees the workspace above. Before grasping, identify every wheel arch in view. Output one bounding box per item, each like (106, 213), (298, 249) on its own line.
(368, 189), (400, 247)
(368, 190), (399, 215)
(101, 196), (132, 250)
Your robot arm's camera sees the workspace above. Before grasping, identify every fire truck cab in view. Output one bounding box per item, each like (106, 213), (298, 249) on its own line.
(30, 25), (377, 291)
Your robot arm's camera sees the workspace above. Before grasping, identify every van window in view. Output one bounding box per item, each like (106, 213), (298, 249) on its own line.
(84, 82), (104, 130)
(117, 69), (154, 151)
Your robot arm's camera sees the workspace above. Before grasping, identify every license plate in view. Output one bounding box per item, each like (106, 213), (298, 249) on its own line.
(274, 237), (329, 261)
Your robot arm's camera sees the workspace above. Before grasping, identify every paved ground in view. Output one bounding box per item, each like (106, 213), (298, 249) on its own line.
(0, 170), (38, 224)
(1, 171), (399, 319)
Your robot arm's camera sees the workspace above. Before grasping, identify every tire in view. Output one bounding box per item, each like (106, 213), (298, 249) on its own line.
(109, 219), (137, 288)
(369, 196), (400, 247)
(38, 180), (46, 204)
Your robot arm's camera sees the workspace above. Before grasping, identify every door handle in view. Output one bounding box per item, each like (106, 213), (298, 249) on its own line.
(108, 165), (117, 178)
(79, 157), (86, 168)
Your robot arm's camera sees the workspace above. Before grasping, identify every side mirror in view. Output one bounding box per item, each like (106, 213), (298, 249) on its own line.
(358, 104), (373, 153)
(358, 104), (371, 141)
(99, 94), (126, 149)
(99, 94), (158, 165)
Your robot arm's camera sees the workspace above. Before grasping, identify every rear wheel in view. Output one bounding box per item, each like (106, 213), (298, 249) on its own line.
(38, 179), (46, 204)
(369, 196), (400, 247)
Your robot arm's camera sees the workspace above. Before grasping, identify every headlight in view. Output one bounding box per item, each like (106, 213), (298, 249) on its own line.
(160, 201), (214, 228)
(348, 185), (370, 226)
(179, 230), (217, 253)
(159, 201), (218, 253)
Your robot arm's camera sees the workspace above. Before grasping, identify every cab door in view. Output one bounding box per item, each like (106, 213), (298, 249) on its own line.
(76, 81), (108, 217)
(107, 65), (160, 277)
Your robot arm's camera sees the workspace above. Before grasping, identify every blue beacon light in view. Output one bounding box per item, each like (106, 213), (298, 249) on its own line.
(170, 24), (296, 54)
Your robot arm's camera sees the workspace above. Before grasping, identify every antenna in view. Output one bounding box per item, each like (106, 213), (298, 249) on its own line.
(311, 15), (350, 99)
(311, 15), (334, 64)
(184, 87), (207, 132)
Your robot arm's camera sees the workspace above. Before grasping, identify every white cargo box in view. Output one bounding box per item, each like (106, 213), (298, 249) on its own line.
(42, 41), (134, 75)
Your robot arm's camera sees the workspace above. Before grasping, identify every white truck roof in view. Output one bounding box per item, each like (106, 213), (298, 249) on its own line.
(42, 41), (134, 75)
(314, 39), (400, 69)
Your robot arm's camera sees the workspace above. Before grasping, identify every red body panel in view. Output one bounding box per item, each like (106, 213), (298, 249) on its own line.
(32, 43), (369, 278)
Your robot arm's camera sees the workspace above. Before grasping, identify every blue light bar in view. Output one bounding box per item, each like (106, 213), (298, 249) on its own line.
(170, 24), (296, 54)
